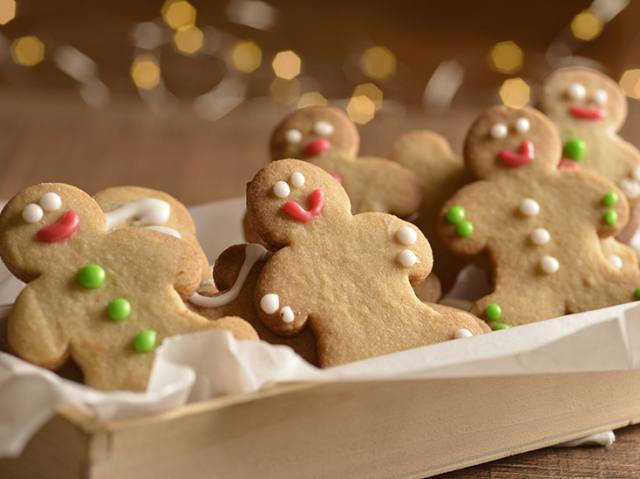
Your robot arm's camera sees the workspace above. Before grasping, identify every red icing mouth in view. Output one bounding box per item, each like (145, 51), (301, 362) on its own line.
(284, 189), (324, 223)
(498, 140), (535, 167)
(37, 210), (80, 242)
(569, 105), (607, 120)
(303, 138), (332, 157)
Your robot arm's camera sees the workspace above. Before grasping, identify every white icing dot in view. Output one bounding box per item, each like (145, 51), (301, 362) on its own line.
(22, 203), (43, 223)
(632, 166), (640, 182)
(531, 228), (550, 245)
(291, 172), (305, 188)
(619, 178), (640, 200)
(280, 306), (295, 323)
(608, 254), (623, 270)
(396, 226), (417, 245)
(273, 181), (291, 198)
(397, 250), (417, 267)
(519, 198), (540, 216)
(39, 192), (61, 211)
(540, 256), (559, 274)
(592, 89), (608, 106)
(260, 294), (280, 314)
(454, 329), (473, 339)
(515, 117), (530, 133)
(313, 120), (334, 136)
(285, 129), (302, 144)
(568, 83), (586, 101)
(490, 123), (508, 139)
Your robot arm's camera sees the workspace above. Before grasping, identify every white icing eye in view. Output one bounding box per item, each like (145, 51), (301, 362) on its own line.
(490, 123), (508, 139)
(515, 117), (530, 133)
(22, 203), (44, 223)
(280, 306), (295, 323)
(568, 83), (586, 101)
(608, 254), (623, 270)
(273, 181), (291, 198)
(396, 226), (417, 245)
(519, 198), (540, 216)
(530, 228), (550, 245)
(540, 256), (559, 274)
(454, 329), (473, 339)
(291, 172), (305, 188)
(619, 178), (640, 199)
(591, 89), (607, 106)
(260, 294), (280, 314)
(313, 121), (334, 136)
(39, 192), (62, 211)
(285, 129), (303, 144)
(397, 250), (417, 267)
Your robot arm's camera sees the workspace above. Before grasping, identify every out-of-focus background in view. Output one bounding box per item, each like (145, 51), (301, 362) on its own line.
(0, 0), (638, 204)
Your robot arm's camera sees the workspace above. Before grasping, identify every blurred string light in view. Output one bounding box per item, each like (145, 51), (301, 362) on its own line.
(130, 53), (161, 90)
(272, 50), (301, 80)
(571, 9), (603, 41)
(227, 0), (276, 30)
(499, 78), (530, 108)
(297, 91), (327, 108)
(131, 21), (165, 50)
(353, 83), (383, 111)
(619, 69), (640, 99)
(0, 0), (16, 25)
(228, 39), (262, 73)
(194, 76), (246, 120)
(161, 0), (196, 29)
(359, 46), (396, 81)
(270, 77), (301, 104)
(53, 45), (110, 108)
(10, 36), (44, 66)
(488, 40), (523, 74)
(347, 95), (376, 125)
(173, 25), (204, 55)
(422, 60), (464, 114)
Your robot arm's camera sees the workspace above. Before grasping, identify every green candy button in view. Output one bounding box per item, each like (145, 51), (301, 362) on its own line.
(485, 304), (502, 321)
(603, 192), (619, 206)
(456, 221), (474, 237)
(635, 288), (640, 300)
(604, 209), (618, 226)
(77, 264), (106, 289)
(492, 323), (511, 331)
(446, 206), (466, 225)
(134, 330), (156, 353)
(563, 137), (587, 161)
(107, 298), (131, 322)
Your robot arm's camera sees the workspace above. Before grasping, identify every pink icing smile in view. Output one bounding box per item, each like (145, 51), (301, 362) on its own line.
(37, 210), (80, 242)
(498, 140), (535, 167)
(303, 138), (332, 157)
(569, 105), (607, 120)
(284, 189), (324, 223)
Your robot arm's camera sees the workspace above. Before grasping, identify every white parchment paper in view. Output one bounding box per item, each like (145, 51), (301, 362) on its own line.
(2, 196), (640, 458)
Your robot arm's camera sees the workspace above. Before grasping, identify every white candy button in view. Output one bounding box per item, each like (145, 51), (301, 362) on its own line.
(40, 192), (62, 211)
(515, 117), (530, 133)
(285, 129), (302, 144)
(273, 181), (291, 198)
(22, 204), (43, 223)
(632, 166), (640, 182)
(568, 83), (586, 100)
(592, 89), (607, 106)
(619, 178), (640, 199)
(396, 226), (417, 245)
(291, 172), (305, 188)
(397, 250), (417, 267)
(280, 306), (295, 323)
(608, 254), (623, 270)
(490, 123), (508, 139)
(519, 198), (540, 216)
(313, 121), (334, 136)
(454, 329), (473, 339)
(260, 294), (280, 314)
(531, 228), (550, 245)
(540, 256), (559, 274)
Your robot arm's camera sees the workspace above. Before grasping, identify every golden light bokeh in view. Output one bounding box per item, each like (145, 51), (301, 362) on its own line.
(347, 95), (376, 124)
(0, 0), (16, 25)
(499, 78), (530, 108)
(10, 36), (45, 67)
(489, 41), (523, 74)
(272, 50), (301, 80)
(130, 54), (161, 90)
(270, 77), (301, 104)
(620, 69), (640, 99)
(173, 25), (204, 55)
(161, 0), (196, 30)
(297, 91), (328, 109)
(571, 9), (603, 41)
(359, 46), (396, 81)
(353, 83), (383, 111)
(229, 40), (262, 73)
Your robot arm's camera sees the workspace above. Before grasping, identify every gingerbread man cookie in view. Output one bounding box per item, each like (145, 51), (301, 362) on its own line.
(538, 67), (640, 242)
(0, 183), (257, 392)
(438, 106), (640, 327)
(246, 159), (486, 368)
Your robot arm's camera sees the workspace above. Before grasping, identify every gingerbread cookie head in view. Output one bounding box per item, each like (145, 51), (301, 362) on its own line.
(270, 106), (359, 161)
(463, 106), (563, 180)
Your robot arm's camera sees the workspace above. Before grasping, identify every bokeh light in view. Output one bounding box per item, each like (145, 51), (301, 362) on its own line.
(130, 54), (161, 90)
(0, 0), (16, 25)
(353, 83), (383, 111)
(173, 25), (203, 55)
(297, 91), (327, 108)
(359, 46), (396, 81)
(489, 41), (523, 74)
(10, 36), (45, 67)
(571, 9), (603, 41)
(620, 69), (640, 99)
(229, 40), (262, 73)
(272, 50), (301, 80)
(347, 95), (376, 124)
(161, 0), (196, 30)
(270, 78), (301, 104)
(499, 78), (530, 108)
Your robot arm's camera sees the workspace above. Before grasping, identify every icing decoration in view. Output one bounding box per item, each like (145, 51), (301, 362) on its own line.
(104, 198), (171, 230)
(397, 250), (417, 267)
(568, 83), (586, 100)
(446, 206), (465, 225)
(313, 121), (334, 136)
(591, 89), (608, 106)
(330, 173), (343, 185)
(604, 209), (618, 226)
(108, 298), (131, 321)
(499, 140), (534, 167)
(396, 226), (417, 245)
(291, 172), (305, 188)
(563, 137), (587, 160)
(490, 123), (507, 139)
(619, 179), (640, 199)
(456, 221), (474, 237)
(492, 323), (510, 331)
(274, 181), (291, 198)
(454, 329), (473, 339)
(78, 264), (106, 289)
(519, 198), (540, 216)
(285, 129), (302, 144)
(531, 228), (550, 245)
(280, 306), (295, 323)
(134, 330), (156, 353)
(484, 304), (502, 321)
(540, 256), (559, 274)
(40, 192), (62, 211)
(260, 293), (280, 314)
(189, 244), (267, 307)
(303, 138), (331, 157)
(143, 226), (182, 239)
(608, 255), (623, 271)
(515, 117), (530, 133)
(284, 189), (324, 223)
(22, 204), (43, 223)
(569, 105), (607, 120)
(603, 192), (619, 206)
(558, 160), (581, 170)
(37, 210), (80, 242)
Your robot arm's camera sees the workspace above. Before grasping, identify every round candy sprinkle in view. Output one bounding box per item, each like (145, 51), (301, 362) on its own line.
(531, 228), (550, 245)
(107, 298), (131, 321)
(280, 306), (295, 323)
(540, 256), (559, 274)
(40, 192), (62, 211)
(485, 304), (502, 321)
(397, 250), (418, 267)
(519, 198), (539, 217)
(22, 203), (44, 223)
(78, 264), (106, 289)
(446, 206), (465, 225)
(285, 129), (302, 144)
(608, 255), (623, 271)
(490, 123), (507, 139)
(603, 192), (618, 206)
(492, 323), (511, 331)
(273, 181), (290, 198)
(563, 137), (587, 161)
(134, 330), (156, 353)
(396, 226), (417, 245)
(604, 210), (618, 226)
(456, 221), (474, 237)
(635, 288), (640, 300)
(291, 172), (305, 188)
(454, 329), (473, 339)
